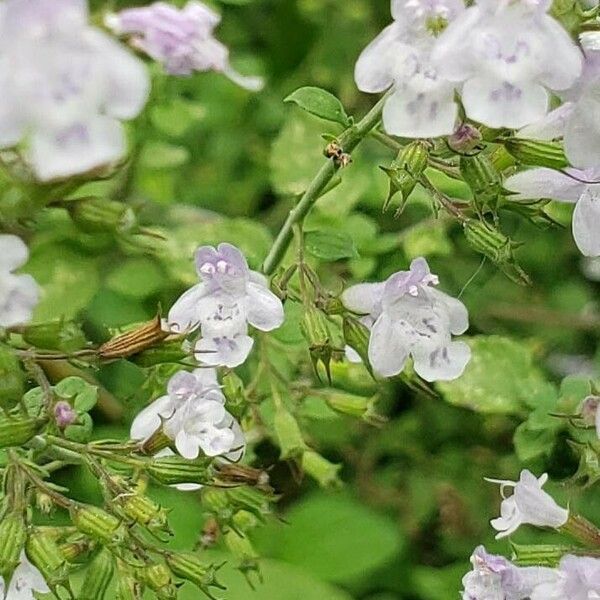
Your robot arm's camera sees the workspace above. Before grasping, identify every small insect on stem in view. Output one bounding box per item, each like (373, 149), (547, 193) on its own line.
(324, 141), (352, 168)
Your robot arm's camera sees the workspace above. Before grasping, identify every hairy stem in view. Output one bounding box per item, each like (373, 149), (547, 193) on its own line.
(262, 95), (389, 276)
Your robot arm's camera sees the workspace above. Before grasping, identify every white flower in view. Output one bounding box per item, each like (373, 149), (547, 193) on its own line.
(486, 470), (569, 539)
(520, 34), (600, 170)
(0, 552), (50, 600)
(0, 0), (149, 181)
(106, 1), (263, 91)
(342, 257), (470, 381)
(504, 166), (600, 257)
(531, 555), (600, 600)
(166, 243), (284, 368)
(432, 0), (582, 128)
(355, 0), (464, 138)
(462, 546), (559, 600)
(0, 235), (39, 328)
(130, 368), (244, 461)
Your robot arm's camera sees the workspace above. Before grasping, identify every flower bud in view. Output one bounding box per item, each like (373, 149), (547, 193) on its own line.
(144, 562), (178, 600)
(447, 123), (482, 154)
(115, 493), (171, 536)
(569, 441), (600, 488)
(165, 552), (225, 595)
(381, 141), (429, 214)
(463, 219), (530, 285)
(510, 543), (569, 568)
(59, 539), (93, 564)
(503, 138), (569, 169)
(69, 504), (127, 546)
(132, 340), (188, 368)
(147, 455), (213, 487)
(301, 308), (332, 382)
(459, 154), (501, 209)
(273, 404), (306, 460)
(323, 390), (380, 422)
(25, 529), (70, 589)
(116, 559), (144, 600)
(224, 529), (260, 580)
(0, 511), (27, 581)
(22, 320), (87, 353)
(68, 196), (135, 234)
(0, 416), (47, 449)
(328, 361), (378, 396)
(225, 487), (273, 521)
(54, 401), (77, 429)
(301, 450), (341, 488)
(201, 488), (232, 515)
(0, 347), (25, 409)
(579, 396), (599, 427)
(222, 371), (246, 419)
(79, 548), (114, 600)
(99, 316), (168, 360)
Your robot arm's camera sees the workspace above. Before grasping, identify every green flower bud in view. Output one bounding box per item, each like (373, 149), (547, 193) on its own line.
(79, 548), (114, 600)
(273, 404), (306, 460)
(459, 154), (502, 209)
(69, 504), (127, 546)
(132, 341), (188, 368)
(69, 196), (135, 234)
(447, 124), (483, 154)
(328, 361), (378, 396)
(0, 416), (47, 449)
(165, 552), (225, 596)
(503, 138), (569, 169)
(25, 529), (70, 589)
(201, 488), (231, 515)
(0, 347), (25, 409)
(463, 219), (530, 285)
(147, 455), (213, 487)
(301, 450), (341, 489)
(511, 543), (571, 568)
(222, 371), (246, 419)
(225, 487), (273, 521)
(59, 539), (93, 564)
(381, 141), (429, 214)
(224, 529), (260, 580)
(116, 493), (171, 535)
(0, 511), (27, 581)
(144, 562), (178, 600)
(116, 559), (144, 600)
(22, 320), (88, 353)
(323, 390), (379, 422)
(301, 308), (333, 382)
(569, 442), (600, 488)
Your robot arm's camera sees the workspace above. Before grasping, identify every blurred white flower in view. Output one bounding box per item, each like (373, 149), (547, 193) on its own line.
(355, 0), (464, 138)
(166, 243), (284, 368)
(486, 470), (569, 539)
(432, 0), (582, 128)
(106, 1), (263, 91)
(131, 368), (244, 461)
(531, 555), (600, 600)
(462, 546), (559, 600)
(0, 552), (49, 600)
(0, 0), (149, 181)
(342, 257), (470, 381)
(505, 166), (600, 257)
(0, 235), (39, 328)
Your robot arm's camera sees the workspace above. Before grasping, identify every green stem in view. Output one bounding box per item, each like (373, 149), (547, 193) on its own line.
(262, 95), (389, 276)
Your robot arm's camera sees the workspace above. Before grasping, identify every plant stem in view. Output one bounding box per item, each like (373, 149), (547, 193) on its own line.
(262, 95), (389, 276)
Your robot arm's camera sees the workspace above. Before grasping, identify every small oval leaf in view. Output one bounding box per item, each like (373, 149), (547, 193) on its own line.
(305, 230), (358, 261)
(285, 87), (351, 126)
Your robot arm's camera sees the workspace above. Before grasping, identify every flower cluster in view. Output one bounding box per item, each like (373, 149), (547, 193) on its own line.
(166, 243), (284, 368)
(0, 553), (49, 600)
(0, 235), (39, 328)
(342, 257), (470, 382)
(356, 0), (582, 136)
(131, 368), (244, 461)
(0, 0), (149, 181)
(106, 1), (264, 91)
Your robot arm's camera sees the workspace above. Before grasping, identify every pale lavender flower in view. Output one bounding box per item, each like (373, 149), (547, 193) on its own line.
(531, 555), (600, 600)
(0, 235), (39, 328)
(106, 1), (263, 91)
(462, 546), (559, 600)
(504, 166), (600, 257)
(432, 0), (582, 128)
(54, 401), (77, 429)
(0, 552), (50, 600)
(0, 0), (149, 181)
(355, 0), (464, 138)
(130, 368), (244, 460)
(342, 257), (470, 381)
(166, 243), (284, 368)
(486, 470), (569, 539)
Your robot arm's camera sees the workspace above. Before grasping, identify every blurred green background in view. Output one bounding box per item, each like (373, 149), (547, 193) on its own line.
(16, 0), (600, 598)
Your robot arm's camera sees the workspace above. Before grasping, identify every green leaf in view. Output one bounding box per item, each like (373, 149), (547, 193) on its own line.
(23, 388), (44, 417)
(254, 493), (403, 585)
(139, 141), (190, 169)
(55, 377), (98, 413)
(106, 258), (164, 299)
(305, 230), (358, 261)
(64, 412), (93, 443)
(285, 87), (351, 126)
(437, 336), (556, 415)
(514, 421), (558, 463)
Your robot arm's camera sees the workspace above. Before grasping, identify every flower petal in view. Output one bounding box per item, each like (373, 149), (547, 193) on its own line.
(175, 430), (200, 459)
(166, 282), (209, 333)
(504, 168), (585, 202)
(564, 97), (600, 169)
(0, 234), (29, 271)
(195, 334), (254, 368)
(412, 340), (471, 382)
(0, 273), (40, 328)
(342, 282), (385, 315)
(573, 187), (600, 257)
(429, 288), (469, 335)
(245, 281), (284, 331)
(130, 395), (173, 441)
(368, 313), (409, 378)
(518, 102), (574, 141)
